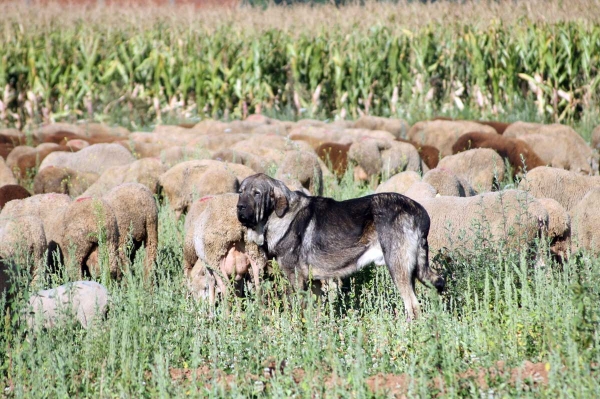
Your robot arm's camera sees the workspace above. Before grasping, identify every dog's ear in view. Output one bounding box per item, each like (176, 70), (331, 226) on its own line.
(272, 185), (289, 218)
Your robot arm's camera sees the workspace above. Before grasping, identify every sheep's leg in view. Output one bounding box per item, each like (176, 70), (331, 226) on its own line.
(144, 219), (159, 283)
(207, 270), (217, 306)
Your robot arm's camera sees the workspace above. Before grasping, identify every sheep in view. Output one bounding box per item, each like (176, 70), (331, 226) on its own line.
(212, 148), (278, 174)
(80, 158), (167, 198)
(569, 188), (600, 254)
(0, 216), (47, 300)
(416, 190), (549, 259)
(39, 143), (135, 175)
(422, 168), (476, 197)
(159, 160), (255, 219)
(0, 185), (31, 209)
(375, 171), (422, 194)
(408, 120), (497, 157)
(9, 143), (77, 179)
(34, 166), (99, 196)
(348, 138), (424, 183)
(24, 281), (109, 330)
(433, 116), (511, 134)
(102, 183), (159, 280)
(57, 197), (121, 280)
(592, 125), (600, 151)
(518, 166), (600, 211)
(352, 115), (410, 139)
(316, 142), (351, 179)
(452, 132), (545, 174)
(0, 157), (17, 187)
(404, 181), (438, 201)
(397, 138), (440, 169)
(536, 198), (571, 261)
(274, 150), (323, 196)
(436, 148), (505, 193)
(504, 122), (596, 174)
(190, 194), (267, 302)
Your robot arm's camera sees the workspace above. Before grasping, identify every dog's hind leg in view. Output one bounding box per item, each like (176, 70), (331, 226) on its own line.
(416, 238), (445, 294)
(381, 232), (421, 321)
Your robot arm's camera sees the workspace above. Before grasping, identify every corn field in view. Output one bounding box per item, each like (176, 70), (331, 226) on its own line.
(1, 2), (600, 126)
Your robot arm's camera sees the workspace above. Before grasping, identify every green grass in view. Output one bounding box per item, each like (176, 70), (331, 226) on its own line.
(1, 175), (599, 398)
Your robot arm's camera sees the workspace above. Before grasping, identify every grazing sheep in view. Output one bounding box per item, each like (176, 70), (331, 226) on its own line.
(316, 142), (351, 179)
(404, 181), (439, 201)
(10, 143), (76, 179)
(80, 158), (167, 198)
(191, 194), (267, 302)
(452, 132), (545, 174)
(57, 197), (121, 280)
(39, 143), (135, 175)
(408, 120), (497, 157)
(375, 171), (422, 194)
(437, 148), (505, 193)
(349, 138), (424, 182)
(569, 188), (600, 254)
(417, 190), (549, 258)
(161, 146), (211, 166)
(0, 216), (47, 299)
(275, 151), (323, 196)
(536, 198), (571, 261)
(518, 166), (600, 211)
(352, 115), (410, 139)
(422, 168), (476, 197)
(0, 185), (31, 209)
(25, 281), (109, 330)
(34, 166), (99, 196)
(504, 122), (596, 174)
(159, 160), (254, 219)
(212, 148), (277, 174)
(398, 138), (440, 169)
(102, 183), (159, 279)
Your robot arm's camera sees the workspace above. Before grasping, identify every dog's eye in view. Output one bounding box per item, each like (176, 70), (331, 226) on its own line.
(254, 191), (260, 197)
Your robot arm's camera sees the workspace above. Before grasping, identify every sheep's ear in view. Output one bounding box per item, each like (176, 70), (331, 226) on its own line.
(272, 185), (289, 218)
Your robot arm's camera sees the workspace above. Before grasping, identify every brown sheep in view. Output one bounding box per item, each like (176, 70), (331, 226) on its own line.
(0, 185), (31, 209)
(316, 142), (351, 179)
(452, 132), (545, 174)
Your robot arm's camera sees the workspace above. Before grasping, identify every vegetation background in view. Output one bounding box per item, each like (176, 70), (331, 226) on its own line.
(1, 0), (599, 397)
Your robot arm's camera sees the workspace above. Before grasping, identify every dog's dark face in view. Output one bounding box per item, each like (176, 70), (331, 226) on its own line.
(237, 174), (288, 228)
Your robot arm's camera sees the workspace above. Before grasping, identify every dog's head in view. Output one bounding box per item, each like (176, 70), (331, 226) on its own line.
(237, 173), (289, 229)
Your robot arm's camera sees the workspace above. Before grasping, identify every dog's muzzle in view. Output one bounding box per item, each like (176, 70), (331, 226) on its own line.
(237, 204), (256, 228)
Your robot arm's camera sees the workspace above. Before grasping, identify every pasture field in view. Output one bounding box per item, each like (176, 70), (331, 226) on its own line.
(0, 1), (600, 398)
(1, 172), (600, 397)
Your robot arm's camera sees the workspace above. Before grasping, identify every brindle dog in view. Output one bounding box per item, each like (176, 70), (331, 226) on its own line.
(236, 173), (444, 320)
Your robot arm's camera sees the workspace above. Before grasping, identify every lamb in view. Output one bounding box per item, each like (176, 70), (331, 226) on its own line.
(0, 185), (31, 209)
(452, 132), (545, 174)
(436, 148), (505, 193)
(569, 188), (600, 254)
(408, 120), (497, 157)
(518, 166), (600, 211)
(101, 183), (159, 280)
(187, 194), (267, 302)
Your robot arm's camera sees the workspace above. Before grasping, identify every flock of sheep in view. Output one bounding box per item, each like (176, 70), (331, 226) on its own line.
(0, 114), (599, 325)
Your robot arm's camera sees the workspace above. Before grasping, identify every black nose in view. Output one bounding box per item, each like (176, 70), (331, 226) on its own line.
(237, 204), (246, 212)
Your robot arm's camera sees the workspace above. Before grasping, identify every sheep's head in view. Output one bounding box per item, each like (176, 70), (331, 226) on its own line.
(236, 173), (289, 230)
